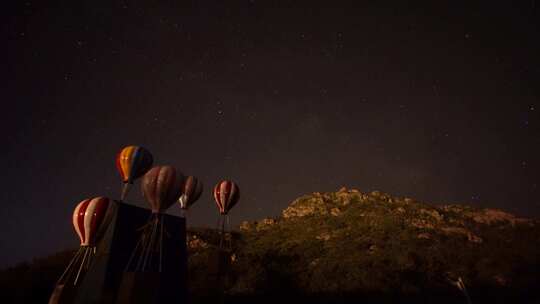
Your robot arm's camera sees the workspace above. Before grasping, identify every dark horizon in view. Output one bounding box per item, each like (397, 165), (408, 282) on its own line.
(2, 1), (539, 268)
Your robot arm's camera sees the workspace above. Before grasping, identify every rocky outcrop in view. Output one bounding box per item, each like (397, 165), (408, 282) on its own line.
(240, 218), (278, 231)
(256, 218), (278, 231)
(409, 219), (436, 229)
(470, 208), (531, 226)
(420, 209), (443, 222)
(316, 231), (331, 241)
(186, 187), (538, 300)
(282, 196), (329, 218)
(188, 235), (209, 249)
(240, 221), (252, 231)
(441, 227), (483, 243)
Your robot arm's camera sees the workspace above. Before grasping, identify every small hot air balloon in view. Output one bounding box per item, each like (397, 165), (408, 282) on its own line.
(213, 180), (240, 249)
(213, 180), (240, 215)
(178, 176), (203, 212)
(50, 197), (115, 304)
(125, 166), (183, 273)
(116, 145), (153, 201)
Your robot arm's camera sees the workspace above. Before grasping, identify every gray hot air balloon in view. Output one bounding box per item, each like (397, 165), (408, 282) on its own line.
(178, 176), (203, 210)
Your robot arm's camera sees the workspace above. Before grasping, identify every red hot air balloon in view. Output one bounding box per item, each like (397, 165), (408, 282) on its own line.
(178, 176), (203, 210)
(116, 145), (153, 201)
(213, 180), (240, 215)
(142, 166), (184, 213)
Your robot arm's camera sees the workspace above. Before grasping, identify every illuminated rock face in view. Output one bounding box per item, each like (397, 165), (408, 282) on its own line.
(234, 187), (538, 298)
(282, 188), (367, 219)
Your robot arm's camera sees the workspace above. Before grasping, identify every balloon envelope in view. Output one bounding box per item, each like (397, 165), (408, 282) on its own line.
(213, 180), (240, 215)
(142, 166), (183, 213)
(72, 197), (114, 246)
(178, 176), (203, 210)
(116, 146), (153, 184)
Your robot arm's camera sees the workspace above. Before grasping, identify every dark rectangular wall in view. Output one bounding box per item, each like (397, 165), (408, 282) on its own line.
(74, 201), (187, 304)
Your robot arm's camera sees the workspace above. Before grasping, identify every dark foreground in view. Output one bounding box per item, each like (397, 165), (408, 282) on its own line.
(1, 255), (538, 304)
(195, 291), (540, 304)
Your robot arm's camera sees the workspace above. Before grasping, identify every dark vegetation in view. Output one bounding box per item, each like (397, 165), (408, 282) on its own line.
(2, 188), (540, 303)
(0, 249), (76, 303)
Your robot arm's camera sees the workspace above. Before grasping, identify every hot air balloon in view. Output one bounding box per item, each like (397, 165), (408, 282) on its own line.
(116, 145), (153, 201)
(213, 180), (240, 249)
(125, 166), (183, 272)
(49, 197), (115, 303)
(178, 176), (203, 216)
(213, 180), (240, 215)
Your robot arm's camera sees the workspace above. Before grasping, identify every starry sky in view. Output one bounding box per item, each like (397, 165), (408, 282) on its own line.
(1, 1), (539, 267)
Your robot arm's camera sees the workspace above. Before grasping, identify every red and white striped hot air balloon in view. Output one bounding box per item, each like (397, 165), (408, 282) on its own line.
(72, 197), (113, 246)
(213, 180), (240, 215)
(50, 196), (115, 299)
(178, 176), (203, 210)
(141, 166), (184, 214)
(213, 180), (240, 250)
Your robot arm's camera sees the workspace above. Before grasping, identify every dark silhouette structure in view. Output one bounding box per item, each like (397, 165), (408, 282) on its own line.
(50, 201), (187, 304)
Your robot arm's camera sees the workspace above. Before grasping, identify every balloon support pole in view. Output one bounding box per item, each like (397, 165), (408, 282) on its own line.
(74, 249), (88, 285)
(217, 215), (232, 251)
(126, 213), (168, 273)
(159, 216), (164, 272)
(120, 183), (131, 201)
(56, 247), (83, 285)
(54, 245), (97, 288)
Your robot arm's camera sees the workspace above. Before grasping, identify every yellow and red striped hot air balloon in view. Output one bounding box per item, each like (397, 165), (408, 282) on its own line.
(115, 145), (153, 201)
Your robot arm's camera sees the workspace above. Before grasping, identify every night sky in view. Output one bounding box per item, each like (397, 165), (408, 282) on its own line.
(2, 1), (539, 267)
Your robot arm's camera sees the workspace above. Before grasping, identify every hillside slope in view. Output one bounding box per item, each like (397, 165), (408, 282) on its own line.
(189, 187), (540, 303)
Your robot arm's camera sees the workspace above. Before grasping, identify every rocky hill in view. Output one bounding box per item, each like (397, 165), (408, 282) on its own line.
(188, 187), (540, 303)
(2, 187), (539, 303)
